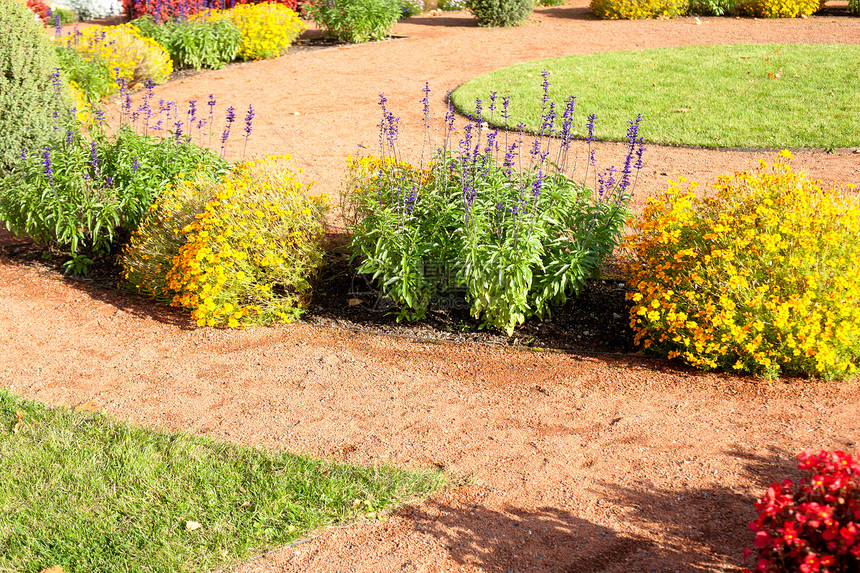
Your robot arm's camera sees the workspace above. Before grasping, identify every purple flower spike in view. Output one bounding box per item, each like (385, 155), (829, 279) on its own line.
(532, 170), (546, 199)
(244, 104), (254, 137)
(42, 147), (54, 186)
(586, 113), (596, 143)
(420, 82), (430, 129)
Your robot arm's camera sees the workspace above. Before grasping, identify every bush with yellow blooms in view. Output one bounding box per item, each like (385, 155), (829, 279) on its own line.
(194, 3), (306, 60)
(122, 156), (329, 328)
(624, 152), (860, 380)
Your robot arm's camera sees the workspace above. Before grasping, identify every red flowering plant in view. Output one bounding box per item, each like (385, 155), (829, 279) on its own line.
(744, 450), (860, 573)
(27, 0), (51, 23)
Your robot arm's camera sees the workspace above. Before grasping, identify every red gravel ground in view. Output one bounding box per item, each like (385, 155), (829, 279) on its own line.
(3, 3), (860, 572)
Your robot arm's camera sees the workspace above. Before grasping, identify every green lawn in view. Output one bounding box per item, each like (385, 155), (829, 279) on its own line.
(451, 43), (860, 149)
(0, 391), (443, 572)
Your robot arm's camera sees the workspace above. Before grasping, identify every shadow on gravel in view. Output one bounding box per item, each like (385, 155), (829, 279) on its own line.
(535, 5), (597, 20)
(596, 447), (802, 572)
(400, 499), (656, 572)
(400, 15), (481, 27)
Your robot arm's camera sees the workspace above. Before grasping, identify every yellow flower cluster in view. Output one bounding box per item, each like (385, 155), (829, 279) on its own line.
(59, 24), (173, 88)
(624, 152), (860, 380)
(194, 3), (306, 61)
(345, 155), (433, 213)
(167, 156), (329, 328)
(740, 0), (819, 17)
(122, 172), (216, 302)
(590, 0), (687, 19)
(67, 81), (93, 126)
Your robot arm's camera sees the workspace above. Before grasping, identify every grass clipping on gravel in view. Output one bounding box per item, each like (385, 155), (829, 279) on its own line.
(0, 391), (444, 573)
(451, 43), (860, 149)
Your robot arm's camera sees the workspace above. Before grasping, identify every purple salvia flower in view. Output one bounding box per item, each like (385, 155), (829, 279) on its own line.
(540, 101), (556, 136)
(66, 131), (74, 146)
(484, 129), (498, 156)
(42, 147), (54, 186)
(560, 95), (576, 147)
(153, 120), (163, 132)
(420, 82), (430, 130)
(90, 141), (99, 174)
(20, 148), (27, 163)
(503, 140), (519, 177)
(634, 138), (645, 170)
(445, 101), (455, 136)
(501, 96), (510, 124)
(474, 98), (482, 122)
(132, 156), (140, 173)
(489, 91), (497, 117)
(189, 100), (198, 123)
(174, 121), (183, 143)
(244, 104), (254, 137)
(586, 113), (596, 143)
(53, 12), (61, 37)
(618, 114), (642, 195)
(50, 68), (62, 97)
(405, 184), (418, 215)
(94, 109), (105, 126)
(530, 138), (541, 159)
(386, 112), (399, 148)
(540, 69), (551, 112)
(532, 170), (546, 199)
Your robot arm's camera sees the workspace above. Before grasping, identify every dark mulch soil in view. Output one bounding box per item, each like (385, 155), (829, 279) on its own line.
(0, 231), (637, 355)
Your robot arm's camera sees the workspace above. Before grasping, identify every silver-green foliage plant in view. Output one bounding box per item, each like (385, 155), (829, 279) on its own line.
(0, 0), (70, 173)
(346, 78), (644, 335)
(466, 0), (534, 26)
(57, 0), (122, 20)
(303, 0), (402, 43)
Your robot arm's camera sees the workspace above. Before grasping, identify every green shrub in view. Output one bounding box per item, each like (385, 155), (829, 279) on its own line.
(55, 45), (116, 103)
(738, 0), (818, 16)
(850, 0), (859, 14)
(438, 0), (467, 8)
(590, 0), (686, 18)
(132, 15), (243, 70)
(624, 153), (860, 380)
(303, 0), (402, 43)
(0, 118), (227, 274)
(536, 0), (565, 6)
(122, 156), (330, 328)
(466, 0), (533, 26)
(346, 85), (643, 335)
(687, 0), (737, 15)
(52, 6), (78, 24)
(0, 0), (70, 173)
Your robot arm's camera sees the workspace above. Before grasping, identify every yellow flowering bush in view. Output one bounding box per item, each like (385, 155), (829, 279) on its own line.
(590, 0), (687, 18)
(122, 156), (330, 328)
(624, 152), (860, 380)
(194, 3), (306, 61)
(59, 24), (173, 88)
(121, 171), (217, 303)
(739, 0), (818, 17)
